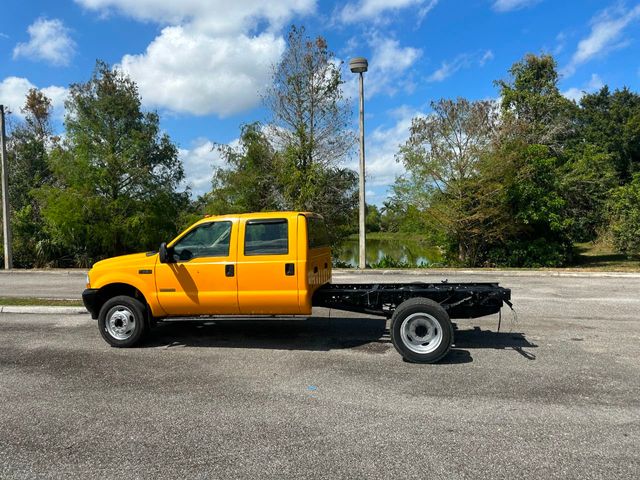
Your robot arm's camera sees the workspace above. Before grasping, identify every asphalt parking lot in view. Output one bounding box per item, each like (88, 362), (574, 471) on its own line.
(1, 272), (639, 479)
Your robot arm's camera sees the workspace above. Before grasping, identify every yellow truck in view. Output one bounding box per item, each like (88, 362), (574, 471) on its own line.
(83, 211), (511, 363)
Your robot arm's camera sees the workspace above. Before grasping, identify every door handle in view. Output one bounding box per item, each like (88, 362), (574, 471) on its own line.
(225, 264), (235, 277)
(285, 263), (295, 276)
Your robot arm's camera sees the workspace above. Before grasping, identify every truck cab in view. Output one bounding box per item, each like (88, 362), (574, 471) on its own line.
(83, 212), (331, 346)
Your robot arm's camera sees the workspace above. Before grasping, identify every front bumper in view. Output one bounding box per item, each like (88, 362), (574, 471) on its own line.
(82, 289), (100, 319)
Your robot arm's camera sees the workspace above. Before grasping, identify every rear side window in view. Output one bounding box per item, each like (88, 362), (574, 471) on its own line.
(307, 216), (329, 249)
(244, 219), (288, 255)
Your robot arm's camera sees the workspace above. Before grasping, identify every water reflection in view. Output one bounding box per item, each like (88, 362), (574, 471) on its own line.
(335, 238), (443, 267)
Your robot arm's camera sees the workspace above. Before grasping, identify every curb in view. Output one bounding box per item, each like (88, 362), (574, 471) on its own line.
(332, 269), (640, 278)
(0, 306), (88, 315)
(0, 269), (88, 275)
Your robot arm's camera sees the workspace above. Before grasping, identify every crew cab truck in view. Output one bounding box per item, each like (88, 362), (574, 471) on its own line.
(83, 211), (511, 363)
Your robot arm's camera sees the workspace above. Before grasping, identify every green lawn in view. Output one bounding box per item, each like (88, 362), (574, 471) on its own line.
(0, 297), (84, 307)
(572, 242), (640, 271)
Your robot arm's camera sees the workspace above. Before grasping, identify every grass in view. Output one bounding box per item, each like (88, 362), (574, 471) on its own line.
(572, 242), (640, 271)
(0, 297), (84, 307)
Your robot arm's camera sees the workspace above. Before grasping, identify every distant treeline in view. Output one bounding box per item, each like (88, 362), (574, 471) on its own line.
(378, 54), (640, 267)
(1, 28), (639, 268)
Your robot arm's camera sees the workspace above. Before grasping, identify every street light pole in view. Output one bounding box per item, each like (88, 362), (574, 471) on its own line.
(349, 57), (368, 270)
(0, 105), (12, 270)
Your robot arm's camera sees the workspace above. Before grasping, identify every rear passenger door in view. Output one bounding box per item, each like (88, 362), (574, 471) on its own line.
(237, 218), (299, 314)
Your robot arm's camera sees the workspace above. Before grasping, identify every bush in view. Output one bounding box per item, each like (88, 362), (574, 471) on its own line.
(485, 238), (573, 268)
(608, 175), (640, 256)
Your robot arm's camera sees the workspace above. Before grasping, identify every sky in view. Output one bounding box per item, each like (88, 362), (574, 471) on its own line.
(1, 0), (639, 205)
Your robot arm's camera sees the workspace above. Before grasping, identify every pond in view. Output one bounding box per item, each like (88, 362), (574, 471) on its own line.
(335, 237), (443, 268)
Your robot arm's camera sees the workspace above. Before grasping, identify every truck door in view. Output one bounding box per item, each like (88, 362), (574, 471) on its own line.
(155, 220), (239, 315)
(237, 217), (299, 314)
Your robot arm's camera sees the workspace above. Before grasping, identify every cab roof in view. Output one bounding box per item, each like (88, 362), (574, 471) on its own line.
(190, 211), (321, 228)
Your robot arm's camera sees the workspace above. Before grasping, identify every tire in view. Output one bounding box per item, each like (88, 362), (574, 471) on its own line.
(98, 295), (147, 347)
(390, 297), (453, 363)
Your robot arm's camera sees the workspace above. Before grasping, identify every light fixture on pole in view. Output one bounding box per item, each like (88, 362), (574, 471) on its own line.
(349, 57), (368, 270)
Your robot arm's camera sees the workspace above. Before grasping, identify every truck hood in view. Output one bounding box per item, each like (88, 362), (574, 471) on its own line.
(91, 252), (157, 271)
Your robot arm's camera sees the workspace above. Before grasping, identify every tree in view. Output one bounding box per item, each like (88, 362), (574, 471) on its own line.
(36, 61), (188, 266)
(8, 90), (53, 213)
(576, 86), (640, 181)
(496, 54), (575, 149)
(396, 98), (499, 263)
(560, 145), (617, 242)
(205, 26), (357, 245)
(260, 25), (357, 243)
(263, 25), (353, 169)
(5, 89), (56, 267)
(203, 123), (281, 214)
(608, 174), (640, 256)
(365, 204), (382, 233)
(485, 54), (578, 266)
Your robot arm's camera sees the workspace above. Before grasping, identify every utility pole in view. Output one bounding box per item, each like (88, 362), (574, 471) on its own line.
(349, 57), (368, 269)
(0, 105), (12, 270)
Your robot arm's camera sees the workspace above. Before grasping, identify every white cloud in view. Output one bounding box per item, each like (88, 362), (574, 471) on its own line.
(343, 37), (422, 100)
(374, 38), (422, 73)
(75, 0), (314, 33)
(554, 32), (567, 55)
(427, 49), (493, 82)
(343, 106), (423, 187)
(0, 77), (68, 119)
(179, 138), (222, 195)
(492, 0), (541, 12)
(120, 28), (285, 116)
(563, 4), (640, 77)
(178, 136), (243, 196)
(479, 49), (495, 66)
(13, 18), (76, 66)
(562, 73), (604, 103)
(75, 0), (316, 116)
(428, 60), (463, 83)
(338, 0), (437, 24)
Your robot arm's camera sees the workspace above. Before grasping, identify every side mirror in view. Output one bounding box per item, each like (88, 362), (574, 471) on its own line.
(159, 242), (172, 263)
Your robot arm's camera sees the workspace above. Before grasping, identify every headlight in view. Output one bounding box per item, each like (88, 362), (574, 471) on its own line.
(86, 274), (91, 288)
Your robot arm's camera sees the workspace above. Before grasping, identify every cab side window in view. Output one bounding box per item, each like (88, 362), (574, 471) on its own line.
(307, 216), (329, 249)
(244, 219), (288, 255)
(173, 221), (232, 261)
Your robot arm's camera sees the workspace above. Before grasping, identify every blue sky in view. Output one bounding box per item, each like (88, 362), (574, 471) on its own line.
(1, 0), (639, 204)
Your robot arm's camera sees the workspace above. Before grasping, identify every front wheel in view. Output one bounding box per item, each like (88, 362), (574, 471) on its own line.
(98, 295), (147, 347)
(390, 298), (453, 363)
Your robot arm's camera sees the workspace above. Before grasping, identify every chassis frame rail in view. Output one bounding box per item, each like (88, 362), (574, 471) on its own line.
(312, 282), (511, 319)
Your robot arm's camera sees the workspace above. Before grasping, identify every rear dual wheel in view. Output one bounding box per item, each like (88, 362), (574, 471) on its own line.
(390, 298), (453, 363)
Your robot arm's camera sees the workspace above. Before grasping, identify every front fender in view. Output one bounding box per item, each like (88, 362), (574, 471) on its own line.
(91, 270), (166, 317)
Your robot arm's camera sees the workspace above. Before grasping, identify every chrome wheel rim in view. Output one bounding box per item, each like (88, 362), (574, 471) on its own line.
(400, 312), (443, 354)
(106, 306), (136, 341)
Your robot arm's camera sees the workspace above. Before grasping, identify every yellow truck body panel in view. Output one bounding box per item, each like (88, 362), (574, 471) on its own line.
(86, 211), (332, 317)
